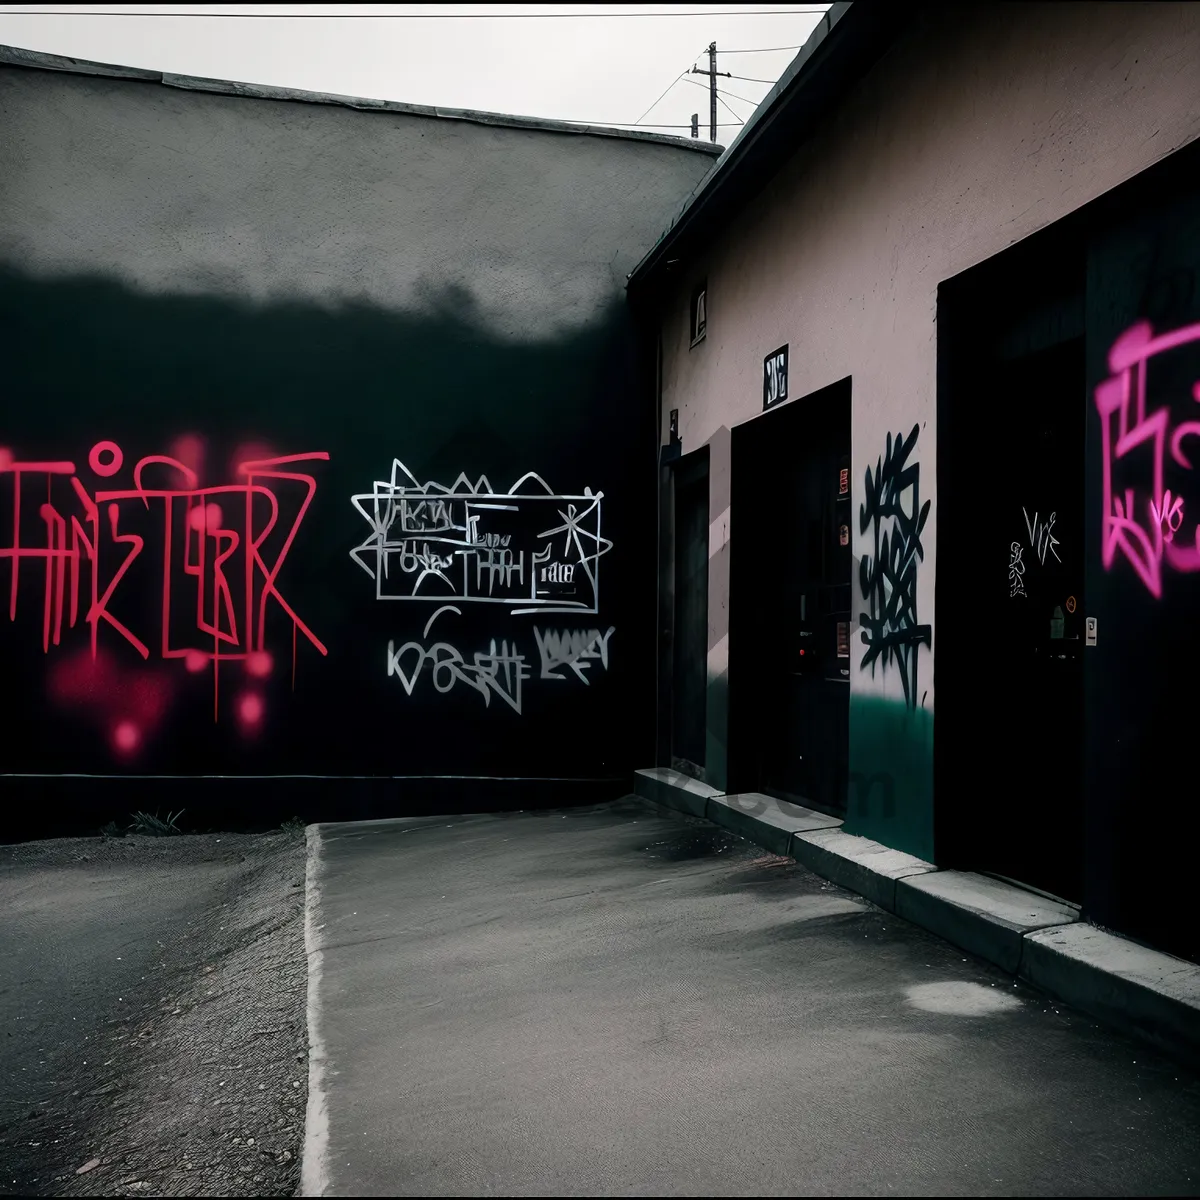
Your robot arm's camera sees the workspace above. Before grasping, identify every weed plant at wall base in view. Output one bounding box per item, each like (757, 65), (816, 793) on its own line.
(128, 809), (185, 836)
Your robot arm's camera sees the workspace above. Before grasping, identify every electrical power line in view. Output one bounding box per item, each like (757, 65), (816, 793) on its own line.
(684, 75), (763, 110)
(678, 39), (791, 138)
(0, 9), (832, 17)
(632, 35), (735, 129)
(633, 68), (690, 126)
(715, 84), (765, 106)
(712, 91), (744, 125)
(568, 120), (742, 128)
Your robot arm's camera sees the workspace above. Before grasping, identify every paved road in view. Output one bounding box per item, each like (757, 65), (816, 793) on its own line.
(305, 798), (1200, 1197)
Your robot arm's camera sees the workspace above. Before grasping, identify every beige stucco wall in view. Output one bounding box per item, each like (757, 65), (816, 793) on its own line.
(659, 2), (1200, 749)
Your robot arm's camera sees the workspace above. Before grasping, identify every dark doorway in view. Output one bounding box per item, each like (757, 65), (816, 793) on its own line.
(729, 379), (852, 813)
(938, 235), (1087, 904)
(671, 448), (709, 773)
(1081, 150), (1200, 962)
(980, 339), (1086, 902)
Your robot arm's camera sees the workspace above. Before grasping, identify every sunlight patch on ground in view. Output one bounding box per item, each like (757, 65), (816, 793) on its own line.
(905, 980), (1024, 1016)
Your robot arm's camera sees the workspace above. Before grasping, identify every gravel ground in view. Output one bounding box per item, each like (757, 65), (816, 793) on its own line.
(0, 829), (309, 1197)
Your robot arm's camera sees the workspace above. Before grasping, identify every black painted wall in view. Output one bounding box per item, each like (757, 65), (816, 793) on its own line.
(939, 136), (1200, 963)
(0, 55), (717, 833)
(1083, 150), (1200, 963)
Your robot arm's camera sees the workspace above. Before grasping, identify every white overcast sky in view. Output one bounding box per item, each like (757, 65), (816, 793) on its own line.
(0, 3), (831, 142)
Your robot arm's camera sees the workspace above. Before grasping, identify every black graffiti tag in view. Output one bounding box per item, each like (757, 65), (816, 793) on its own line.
(858, 424), (931, 709)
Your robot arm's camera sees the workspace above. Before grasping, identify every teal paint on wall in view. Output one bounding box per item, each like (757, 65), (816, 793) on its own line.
(845, 694), (934, 861)
(705, 670), (728, 791)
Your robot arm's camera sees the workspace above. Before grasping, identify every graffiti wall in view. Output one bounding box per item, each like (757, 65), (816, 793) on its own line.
(351, 458), (615, 714)
(848, 421), (935, 859)
(0, 438), (329, 760)
(0, 286), (643, 793)
(1094, 320), (1200, 599)
(1084, 173), (1200, 959)
(633, 2), (1200, 956)
(0, 52), (718, 827)
(857, 424), (932, 711)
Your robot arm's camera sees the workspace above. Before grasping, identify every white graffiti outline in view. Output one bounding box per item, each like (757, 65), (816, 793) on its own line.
(1008, 541), (1027, 598)
(350, 459), (613, 614)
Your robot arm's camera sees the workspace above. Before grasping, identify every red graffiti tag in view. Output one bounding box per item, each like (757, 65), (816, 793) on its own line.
(1095, 320), (1200, 598)
(0, 440), (329, 748)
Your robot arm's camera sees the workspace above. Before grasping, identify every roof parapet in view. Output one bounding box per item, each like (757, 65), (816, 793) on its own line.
(0, 43), (724, 155)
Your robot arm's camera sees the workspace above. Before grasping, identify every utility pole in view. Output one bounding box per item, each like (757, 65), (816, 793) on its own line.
(690, 113), (698, 138)
(691, 42), (730, 143)
(708, 41), (717, 143)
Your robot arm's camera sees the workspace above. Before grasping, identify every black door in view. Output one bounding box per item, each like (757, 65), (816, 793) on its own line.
(729, 380), (851, 813)
(1081, 156), (1200, 961)
(978, 339), (1086, 901)
(671, 451), (709, 773)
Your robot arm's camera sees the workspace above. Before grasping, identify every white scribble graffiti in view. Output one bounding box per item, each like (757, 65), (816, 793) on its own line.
(386, 635), (530, 714)
(1024, 507), (1062, 565)
(533, 626), (615, 682)
(350, 459), (613, 615)
(383, 607), (615, 714)
(385, 604), (528, 712)
(1008, 541), (1027, 598)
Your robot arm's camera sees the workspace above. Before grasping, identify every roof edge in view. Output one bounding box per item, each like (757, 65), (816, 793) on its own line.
(625, 2), (851, 289)
(0, 41), (158, 81)
(0, 43), (724, 155)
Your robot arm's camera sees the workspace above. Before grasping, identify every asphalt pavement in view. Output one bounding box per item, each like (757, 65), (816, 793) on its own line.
(303, 797), (1200, 1197)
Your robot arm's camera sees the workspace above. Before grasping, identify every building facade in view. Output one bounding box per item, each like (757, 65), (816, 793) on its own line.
(0, 45), (719, 836)
(629, 2), (1200, 963)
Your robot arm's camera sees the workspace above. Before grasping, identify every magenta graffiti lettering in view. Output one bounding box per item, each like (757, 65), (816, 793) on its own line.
(1150, 490), (1185, 543)
(1095, 320), (1200, 598)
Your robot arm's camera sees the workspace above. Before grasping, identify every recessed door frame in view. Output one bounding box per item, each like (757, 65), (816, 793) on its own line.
(935, 224), (1087, 900)
(667, 445), (710, 777)
(727, 380), (852, 811)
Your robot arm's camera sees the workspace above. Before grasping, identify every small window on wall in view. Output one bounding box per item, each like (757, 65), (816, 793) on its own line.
(690, 281), (707, 347)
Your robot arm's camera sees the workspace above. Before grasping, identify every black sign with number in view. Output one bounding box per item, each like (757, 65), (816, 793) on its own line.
(763, 344), (788, 410)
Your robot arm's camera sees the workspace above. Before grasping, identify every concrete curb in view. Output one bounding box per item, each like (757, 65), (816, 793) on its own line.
(709, 792), (840, 855)
(629, 768), (1200, 1068)
(300, 824), (331, 1198)
(633, 767), (720, 819)
(1020, 924), (1200, 1070)
(790, 827), (936, 913)
(895, 870), (1078, 976)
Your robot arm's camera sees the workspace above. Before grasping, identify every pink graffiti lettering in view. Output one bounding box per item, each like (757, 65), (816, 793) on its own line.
(1095, 320), (1200, 597)
(0, 439), (329, 740)
(1149, 489), (1185, 543)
